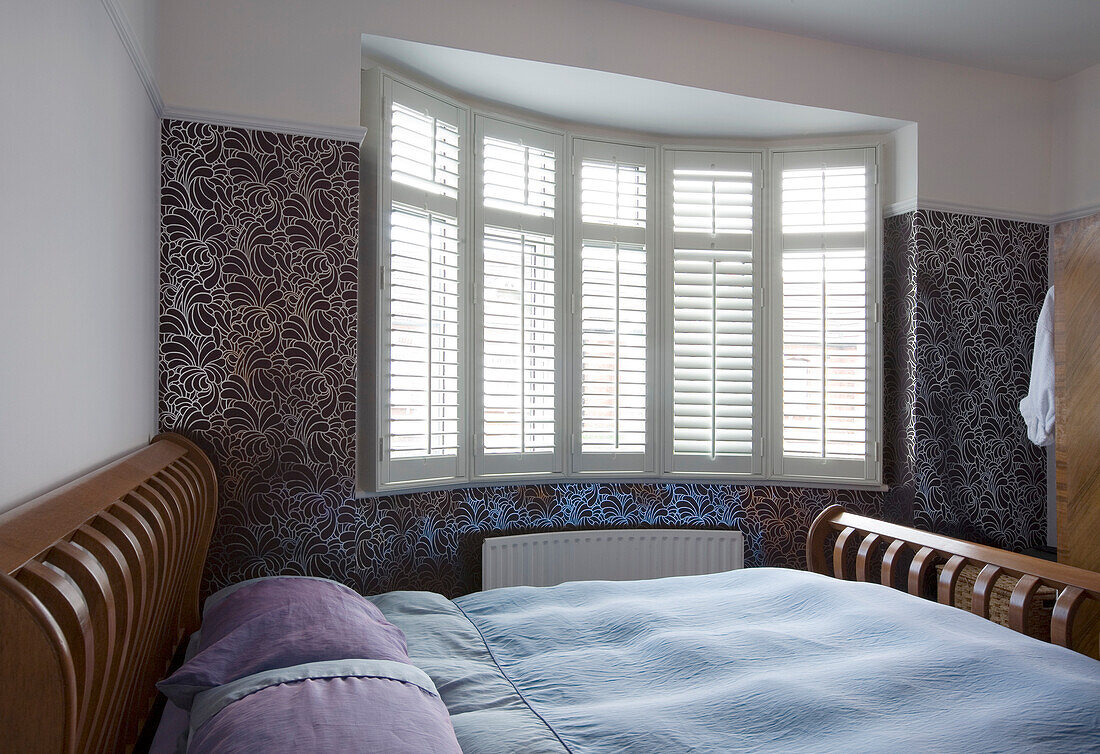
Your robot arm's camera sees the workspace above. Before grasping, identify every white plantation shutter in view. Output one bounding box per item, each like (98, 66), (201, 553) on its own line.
(380, 80), (468, 486)
(390, 104), (459, 200)
(388, 206), (460, 458)
(770, 148), (880, 483)
(474, 117), (563, 477)
(573, 140), (655, 474)
(581, 160), (647, 227)
(665, 151), (761, 475)
(482, 136), (555, 218)
(367, 72), (885, 491)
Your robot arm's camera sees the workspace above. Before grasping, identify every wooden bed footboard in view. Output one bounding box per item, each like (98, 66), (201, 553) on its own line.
(0, 434), (217, 754)
(807, 505), (1100, 657)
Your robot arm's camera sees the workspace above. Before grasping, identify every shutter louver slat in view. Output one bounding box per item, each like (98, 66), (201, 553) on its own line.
(779, 157), (869, 463)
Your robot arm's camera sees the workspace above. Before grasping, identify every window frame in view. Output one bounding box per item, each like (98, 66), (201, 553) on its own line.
(570, 138), (659, 477)
(472, 115), (567, 480)
(360, 69), (884, 495)
(371, 75), (472, 491)
(766, 146), (883, 486)
(661, 148), (765, 479)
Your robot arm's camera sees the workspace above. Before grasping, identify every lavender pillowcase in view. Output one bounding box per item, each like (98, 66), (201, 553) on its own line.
(187, 669), (463, 753)
(157, 577), (409, 710)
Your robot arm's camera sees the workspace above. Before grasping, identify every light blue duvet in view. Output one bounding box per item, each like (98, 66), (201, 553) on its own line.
(371, 568), (1100, 753)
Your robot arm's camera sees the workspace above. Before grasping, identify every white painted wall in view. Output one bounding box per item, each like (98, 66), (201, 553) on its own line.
(158, 0), (1051, 219)
(1050, 62), (1100, 220)
(0, 0), (161, 512)
(887, 123), (919, 215)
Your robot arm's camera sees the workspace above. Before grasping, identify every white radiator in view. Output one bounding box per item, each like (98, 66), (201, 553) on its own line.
(482, 529), (744, 590)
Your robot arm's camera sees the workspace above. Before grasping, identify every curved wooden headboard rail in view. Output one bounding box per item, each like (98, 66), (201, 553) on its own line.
(807, 505), (1100, 656)
(0, 434), (217, 754)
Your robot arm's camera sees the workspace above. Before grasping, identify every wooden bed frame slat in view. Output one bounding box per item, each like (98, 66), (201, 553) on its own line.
(1009, 575), (1043, 633)
(970, 564), (1004, 619)
(880, 539), (907, 589)
(0, 434), (216, 754)
(809, 504), (1100, 657)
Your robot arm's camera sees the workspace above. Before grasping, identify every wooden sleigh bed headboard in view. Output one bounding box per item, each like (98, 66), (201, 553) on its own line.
(0, 434), (216, 754)
(807, 504), (1100, 657)
(3, 436), (1099, 753)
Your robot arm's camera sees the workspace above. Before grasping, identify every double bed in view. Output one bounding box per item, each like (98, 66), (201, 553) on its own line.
(2, 436), (1098, 752)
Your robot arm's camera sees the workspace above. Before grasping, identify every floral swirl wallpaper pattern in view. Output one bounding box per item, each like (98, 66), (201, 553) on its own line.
(159, 120), (1042, 598)
(912, 211), (1049, 550)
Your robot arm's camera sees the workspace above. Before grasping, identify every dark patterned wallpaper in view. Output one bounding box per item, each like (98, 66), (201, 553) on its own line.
(159, 120), (1043, 598)
(912, 211), (1049, 550)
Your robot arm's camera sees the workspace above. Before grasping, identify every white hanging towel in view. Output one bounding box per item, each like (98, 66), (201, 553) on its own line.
(1019, 286), (1055, 446)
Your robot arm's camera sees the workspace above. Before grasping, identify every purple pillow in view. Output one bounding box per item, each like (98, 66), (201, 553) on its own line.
(158, 577), (409, 710)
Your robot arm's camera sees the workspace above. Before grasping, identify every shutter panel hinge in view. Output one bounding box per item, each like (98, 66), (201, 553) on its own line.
(874, 441), (880, 463)
(571, 433), (577, 455)
(379, 266), (386, 290)
(571, 294), (577, 315)
(379, 437), (385, 462)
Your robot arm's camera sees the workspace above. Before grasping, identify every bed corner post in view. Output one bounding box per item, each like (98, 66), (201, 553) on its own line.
(806, 505), (844, 575)
(0, 572), (74, 754)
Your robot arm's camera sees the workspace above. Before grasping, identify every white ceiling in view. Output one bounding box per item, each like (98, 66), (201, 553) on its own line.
(611, 0), (1100, 80)
(361, 35), (909, 140)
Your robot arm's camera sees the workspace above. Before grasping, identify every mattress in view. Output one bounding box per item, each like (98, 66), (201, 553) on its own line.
(371, 568), (1100, 753)
(154, 568), (1100, 752)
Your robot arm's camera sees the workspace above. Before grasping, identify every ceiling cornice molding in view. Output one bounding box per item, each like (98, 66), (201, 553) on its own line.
(100, 0), (164, 116)
(917, 199), (1051, 226)
(162, 107), (367, 143)
(101, 0), (364, 142)
(1049, 202), (1100, 226)
(833, 195), (1074, 226)
(883, 197), (918, 218)
(97, 0), (1096, 224)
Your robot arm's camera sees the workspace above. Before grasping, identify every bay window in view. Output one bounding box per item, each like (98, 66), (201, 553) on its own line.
(362, 71), (881, 493)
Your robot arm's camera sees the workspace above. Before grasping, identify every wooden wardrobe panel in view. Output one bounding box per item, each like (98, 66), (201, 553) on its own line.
(1052, 211), (1100, 657)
